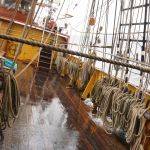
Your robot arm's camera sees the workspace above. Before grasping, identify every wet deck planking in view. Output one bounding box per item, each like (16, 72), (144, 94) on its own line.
(0, 62), (127, 150)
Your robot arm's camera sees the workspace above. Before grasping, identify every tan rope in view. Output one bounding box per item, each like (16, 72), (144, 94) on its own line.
(90, 77), (148, 149)
(9, 0), (36, 72)
(1, 34), (150, 74)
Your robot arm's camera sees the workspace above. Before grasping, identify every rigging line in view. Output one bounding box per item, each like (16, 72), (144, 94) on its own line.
(24, 0), (45, 36)
(85, 0), (97, 53)
(91, 0), (100, 45)
(120, 0), (132, 52)
(119, 0), (131, 52)
(15, 52), (39, 78)
(44, 0), (66, 44)
(0, 0), (21, 50)
(99, 0), (115, 26)
(81, 0), (108, 52)
(128, 0), (145, 82)
(68, 0), (80, 10)
(85, 0), (113, 55)
(90, 0), (96, 17)
(1, 26), (148, 38)
(108, 0), (118, 75)
(79, 0), (91, 53)
(81, 0), (93, 54)
(0, 29), (60, 42)
(66, 24), (150, 35)
(110, 2), (123, 77)
(64, 0), (83, 27)
(118, 0), (132, 87)
(37, 0), (54, 69)
(94, 0), (104, 44)
(129, 0), (144, 56)
(41, 0), (53, 44)
(124, 0), (134, 84)
(128, 0), (149, 99)
(117, 0), (124, 48)
(138, 0), (149, 94)
(94, 48), (150, 68)
(36, 2), (44, 23)
(72, 0), (112, 38)
(3, 33), (150, 73)
(15, 0), (53, 77)
(118, 0), (132, 82)
(147, 6), (150, 67)
(9, 0), (37, 73)
(80, 0), (113, 53)
(66, 0), (71, 13)
(139, 0), (150, 95)
(145, 1), (150, 64)
(5, 0), (44, 73)
(103, 0), (110, 71)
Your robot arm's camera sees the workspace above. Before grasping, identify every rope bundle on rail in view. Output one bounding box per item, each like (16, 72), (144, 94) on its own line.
(55, 53), (81, 87)
(77, 51), (96, 90)
(91, 78), (149, 150)
(55, 53), (95, 89)
(55, 52), (67, 75)
(79, 60), (94, 90)
(67, 59), (80, 87)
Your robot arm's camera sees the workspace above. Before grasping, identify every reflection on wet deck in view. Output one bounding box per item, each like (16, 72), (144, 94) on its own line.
(0, 63), (127, 150)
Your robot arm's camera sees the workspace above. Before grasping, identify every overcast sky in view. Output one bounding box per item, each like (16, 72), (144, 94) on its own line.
(36, 0), (119, 46)
(35, 0), (149, 87)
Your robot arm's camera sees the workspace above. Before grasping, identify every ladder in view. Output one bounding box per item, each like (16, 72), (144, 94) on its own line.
(38, 48), (52, 72)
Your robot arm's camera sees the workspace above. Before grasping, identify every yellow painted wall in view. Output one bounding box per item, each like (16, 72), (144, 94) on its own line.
(0, 20), (68, 62)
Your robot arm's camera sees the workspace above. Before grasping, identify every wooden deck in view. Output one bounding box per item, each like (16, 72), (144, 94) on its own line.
(0, 62), (128, 150)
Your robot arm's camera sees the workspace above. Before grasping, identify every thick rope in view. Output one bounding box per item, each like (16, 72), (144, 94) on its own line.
(1, 34), (150, 73)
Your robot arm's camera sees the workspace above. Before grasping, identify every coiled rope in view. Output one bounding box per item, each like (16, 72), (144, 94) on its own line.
(67, 59), (80, 87)
(79, 51), (96, 90)
(91, 77), (149, 150)
(55, 52), (67, 76)
(79, 60), (94, 90)
(0, 72), (20, 140)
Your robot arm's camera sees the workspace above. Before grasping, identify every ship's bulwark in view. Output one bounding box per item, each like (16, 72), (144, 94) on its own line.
(0, 62), (127, 150)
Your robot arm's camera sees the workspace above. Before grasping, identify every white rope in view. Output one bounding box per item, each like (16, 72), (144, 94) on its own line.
(15, 52), (40, 78)
(9, 0), (37, 72)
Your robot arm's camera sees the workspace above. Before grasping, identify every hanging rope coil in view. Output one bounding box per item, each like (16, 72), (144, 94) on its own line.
(55, 52), (67, 75)
(79, 50), (96, 90)
(91, 77), (119, 114)
(79, 60), (94, 90)
(0, 72), (20, 140)
(67, 60), (80, 87)
(90, 77), (149, 149)
(1, 72), (20, 129)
